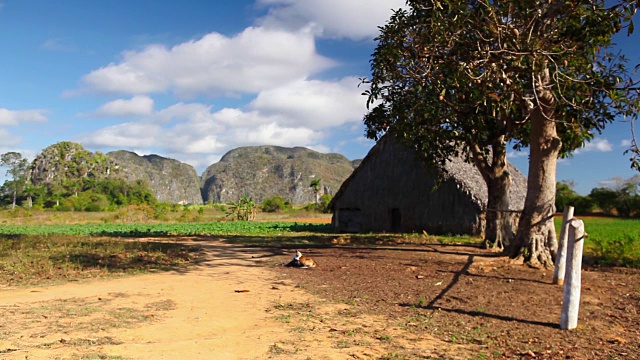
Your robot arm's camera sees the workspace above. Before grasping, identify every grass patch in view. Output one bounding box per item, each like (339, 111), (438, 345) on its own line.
(0, 235), (203, 287)
(65, 337), (124, 347)
(555, 216), (640, 267)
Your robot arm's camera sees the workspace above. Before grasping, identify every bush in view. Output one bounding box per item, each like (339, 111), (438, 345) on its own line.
(261, 196), (290, 213)
(318, 194), (333, 213)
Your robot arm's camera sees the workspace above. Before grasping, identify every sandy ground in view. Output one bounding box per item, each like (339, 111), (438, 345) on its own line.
(0, 240), (475, 360)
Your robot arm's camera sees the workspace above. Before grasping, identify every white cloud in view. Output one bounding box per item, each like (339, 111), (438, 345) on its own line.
(621, 139), (632, 147)
(0, 108), (48, 126)
(76, 101), (325, 171)
(598, 174), (640, 189)
(577, 138), (613, 153)
(76, 26), (334, 97)
(507, 150), (529, 159)
(257, 0), (407, 40)
(0, 128), (20, 147)
(230, 122), (322, 146)
(249, 77), (367, 129)
(79, 122), (163, 149)
(95, 96), (154, 117)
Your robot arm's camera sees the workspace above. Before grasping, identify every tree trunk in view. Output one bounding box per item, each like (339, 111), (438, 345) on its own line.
(484, 174), (513, 250)
(509, 85), (561, 268)
(471, 138), (514, 250)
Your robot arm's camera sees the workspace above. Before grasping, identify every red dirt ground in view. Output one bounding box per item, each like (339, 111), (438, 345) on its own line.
(279, 244), (640, 359)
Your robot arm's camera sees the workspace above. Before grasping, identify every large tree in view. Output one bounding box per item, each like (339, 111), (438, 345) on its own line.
(364, 0), (639, 267)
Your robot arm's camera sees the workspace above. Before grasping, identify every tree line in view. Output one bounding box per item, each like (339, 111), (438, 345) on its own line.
(0, 151), (156, 211)
(556, 181), (640, 218)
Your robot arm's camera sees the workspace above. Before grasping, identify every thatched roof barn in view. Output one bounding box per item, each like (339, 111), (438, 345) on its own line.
(330, 136), (527, 235)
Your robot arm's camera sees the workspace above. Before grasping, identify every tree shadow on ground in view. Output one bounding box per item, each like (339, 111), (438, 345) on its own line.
(398, 254), (558, 329)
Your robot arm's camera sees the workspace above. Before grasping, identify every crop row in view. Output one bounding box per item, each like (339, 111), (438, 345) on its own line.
(0, 221), (332, 237)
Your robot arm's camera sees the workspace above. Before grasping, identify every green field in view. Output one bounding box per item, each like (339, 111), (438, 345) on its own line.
(555, 216), (640, 267)
(1, 212), (638, 268)
(0, 221), (331, 237)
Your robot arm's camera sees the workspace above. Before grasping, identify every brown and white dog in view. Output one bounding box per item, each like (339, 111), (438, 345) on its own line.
(283, 250), (317, 268)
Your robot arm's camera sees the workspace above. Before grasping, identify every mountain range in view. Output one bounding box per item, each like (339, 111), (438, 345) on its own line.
(28, 142), (360, 205)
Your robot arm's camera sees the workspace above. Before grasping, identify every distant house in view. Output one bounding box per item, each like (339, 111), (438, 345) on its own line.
(329, 136), (527, 235)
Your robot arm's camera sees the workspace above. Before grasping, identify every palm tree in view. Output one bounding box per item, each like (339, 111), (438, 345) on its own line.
(22, 184), (37, 208)
(309, 178), (321, 205)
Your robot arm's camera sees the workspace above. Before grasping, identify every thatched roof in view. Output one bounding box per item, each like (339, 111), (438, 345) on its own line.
(330, 135), (527, 211)
(441, 151), (527, 211)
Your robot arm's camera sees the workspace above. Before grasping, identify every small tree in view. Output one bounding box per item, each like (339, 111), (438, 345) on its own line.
(21, 184), (43, 208)
(555, 182), (579, 213)
(590, 187), (618, 215)
(0, 152), (29, 209)
(309, 178), (321, 205)
(615, 183), (640, 218)
(226, 196), (256, 221)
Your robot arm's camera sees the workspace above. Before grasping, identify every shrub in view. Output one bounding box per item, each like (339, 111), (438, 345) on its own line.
(318, 194), (333, 213)
(261, 196), (290, 212)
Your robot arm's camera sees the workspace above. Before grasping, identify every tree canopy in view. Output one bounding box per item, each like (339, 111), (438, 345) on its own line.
(365, 0), (638, 156)
(365, 0), (639, 266)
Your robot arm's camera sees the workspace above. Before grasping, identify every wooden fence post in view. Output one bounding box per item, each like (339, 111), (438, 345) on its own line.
(553, 206), (574, 286)
(560, 218), (585, 330)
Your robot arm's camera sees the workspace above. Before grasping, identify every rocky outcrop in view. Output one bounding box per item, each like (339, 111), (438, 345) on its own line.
(27, 141), (360, 205)
(106, 151), (203, 204)
(201, 146), (357, 204)
(29, 141), (118, 186)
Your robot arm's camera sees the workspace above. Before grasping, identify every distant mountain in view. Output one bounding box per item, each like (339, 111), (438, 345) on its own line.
(106, 151), (202, 204)
(201, 145), (358, 204)
(27, 141), (360, 205)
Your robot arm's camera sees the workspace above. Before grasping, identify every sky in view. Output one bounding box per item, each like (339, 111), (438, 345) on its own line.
(0, 0), (638, 196)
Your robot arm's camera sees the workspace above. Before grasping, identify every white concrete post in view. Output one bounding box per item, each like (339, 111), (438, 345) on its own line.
(553, 206), (574, 286)
(560, 218), (585, 330)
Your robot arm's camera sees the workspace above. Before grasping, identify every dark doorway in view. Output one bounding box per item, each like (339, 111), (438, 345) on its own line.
(390, 208), (401, 232)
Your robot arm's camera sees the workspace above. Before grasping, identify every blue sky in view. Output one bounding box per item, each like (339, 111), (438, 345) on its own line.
(0, 0), (638, 196)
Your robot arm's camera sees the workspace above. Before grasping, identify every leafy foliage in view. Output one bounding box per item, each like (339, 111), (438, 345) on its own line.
(225, 196), (257, 221)
(0, 152), (29, 209)
(556, 182), (640, 217)
(261, 196), (291, 213)
(365, 0), (639, 161)
(1, 147), (158, 210)
(365, 0), (639, 264)
(0, 221), (330, 237)
(310, 178), (321, 204)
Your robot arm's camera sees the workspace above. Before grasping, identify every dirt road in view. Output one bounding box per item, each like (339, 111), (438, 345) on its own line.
(0, 239), (474, 360)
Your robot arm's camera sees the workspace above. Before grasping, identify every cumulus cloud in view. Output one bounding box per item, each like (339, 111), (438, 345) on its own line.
(75, 26), (334, 97)
(0, 108), (48, 126)
(257, 0), (406, 40)
(230, 122), (322, 146)
(76, 101), (325, 171)
(95, 96), (154, 117)
(620, 139), (632, 147)
(249, 77), (367, 129)
(79, 122), (163, 149)
(577, 138), (613, 153)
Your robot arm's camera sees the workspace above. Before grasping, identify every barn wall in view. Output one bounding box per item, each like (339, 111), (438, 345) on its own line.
(332, 139), (482, 235)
